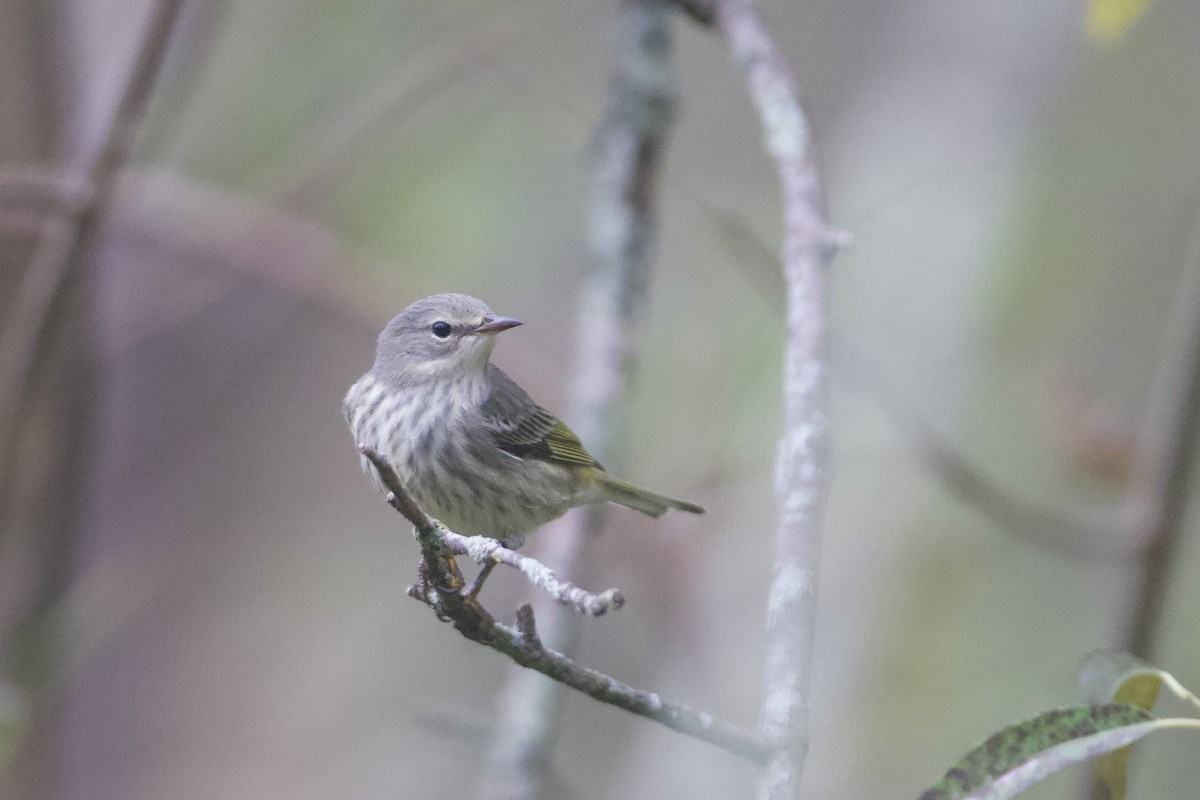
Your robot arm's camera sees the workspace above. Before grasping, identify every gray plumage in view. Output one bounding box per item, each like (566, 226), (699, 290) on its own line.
(343, 293), (702, 541)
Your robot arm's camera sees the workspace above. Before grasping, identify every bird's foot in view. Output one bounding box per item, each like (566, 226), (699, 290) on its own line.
(418, 554), (465, 597)
(441, 551), (468, 594)
(443, 553), (466, 590)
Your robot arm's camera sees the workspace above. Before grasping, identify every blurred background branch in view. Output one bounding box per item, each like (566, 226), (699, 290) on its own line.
(480, 2), (677, 798)
(0, 1), (181, 794)
(0, 0), (183, 504)
(845, 349), (1149, 561)
(1119, 212), (1200, 659)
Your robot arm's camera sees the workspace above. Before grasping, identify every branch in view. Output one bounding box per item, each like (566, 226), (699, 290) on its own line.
(674, 0), (716, 26)
(434, 531), (625, 618)
(0, 0), (184, 516)
(260, 7), (526, 207)
(710, 1), (837, 797)
(839, 346), (1149, 562)
(0, 168), (88, 211)
(1121, 220), (1200, 658)
(482, 614), (775, 767)
(482, 1), (679, 796)
(915, 418), (1147, 560)
(359, 446), (623, 617)
(358, 446), (774, 765)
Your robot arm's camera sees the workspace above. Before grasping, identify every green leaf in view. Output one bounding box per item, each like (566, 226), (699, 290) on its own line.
(1085, 0), (1153, 43)
(917, 704), (1158, 800)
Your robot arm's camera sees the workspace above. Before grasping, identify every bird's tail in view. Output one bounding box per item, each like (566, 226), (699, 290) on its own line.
(598, 477), (705, 518)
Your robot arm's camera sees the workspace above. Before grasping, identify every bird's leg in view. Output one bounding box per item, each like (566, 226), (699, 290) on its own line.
(463, 533), (519, 601)
(463, 558), (498, 601)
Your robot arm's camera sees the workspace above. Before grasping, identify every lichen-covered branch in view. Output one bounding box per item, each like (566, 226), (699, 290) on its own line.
(358, 446), (774, 765)
(710, 1), (837, 798)
(452, 533), (626, 618)
(360, 446), (623, 617)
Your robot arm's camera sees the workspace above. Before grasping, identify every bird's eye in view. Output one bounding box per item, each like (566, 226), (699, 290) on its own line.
(431, 321), (453, 339)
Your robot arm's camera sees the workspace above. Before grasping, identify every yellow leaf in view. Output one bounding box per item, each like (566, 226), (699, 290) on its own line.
(1086, 0), (1153, 43)
(1080, 651), (1175, 800)
(1092, 676), (1159, 800)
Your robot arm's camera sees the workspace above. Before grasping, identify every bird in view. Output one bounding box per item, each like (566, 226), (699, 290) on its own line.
(343, 293), (703, 556)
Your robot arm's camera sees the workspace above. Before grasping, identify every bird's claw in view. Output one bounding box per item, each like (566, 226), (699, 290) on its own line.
(437, 553), (466, 592)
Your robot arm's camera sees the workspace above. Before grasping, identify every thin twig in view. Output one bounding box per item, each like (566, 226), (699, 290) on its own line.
(259, 4), (530, 206)
(442, 531), (625, 618)
(358, 446), (774, 765)
(711, 1), (837, 798)
(515, 603), (543, 651)
(359, 446), (623, 617)
(914, 419), (1147, 560)
(839, 346), (1149, 562)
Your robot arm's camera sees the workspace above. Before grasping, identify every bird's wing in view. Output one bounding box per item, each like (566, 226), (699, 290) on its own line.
(480, 365), (602, 469)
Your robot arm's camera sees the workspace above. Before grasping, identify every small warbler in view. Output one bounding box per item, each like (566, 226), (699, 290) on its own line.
(343, 293), (703, 545)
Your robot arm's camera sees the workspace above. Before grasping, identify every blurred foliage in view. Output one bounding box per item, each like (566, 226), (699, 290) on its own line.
(1087, 0), (1154, 43)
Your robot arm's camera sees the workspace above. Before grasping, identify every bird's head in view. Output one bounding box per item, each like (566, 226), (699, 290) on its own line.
(373, 293), (522, 385)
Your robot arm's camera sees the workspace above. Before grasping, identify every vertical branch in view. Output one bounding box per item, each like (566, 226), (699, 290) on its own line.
(0, 0), (184, 509)
(1082, 243), (1200, 800)
(479, 3), (676, 799)
(0, 3), (182, 793)
(1120, 226), (1200, 658)
(712, 1), (835, 798)
(0, 0), (182, 650)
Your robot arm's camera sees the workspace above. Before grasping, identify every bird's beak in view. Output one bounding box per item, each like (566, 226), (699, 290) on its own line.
(472, 315), (523, 336)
